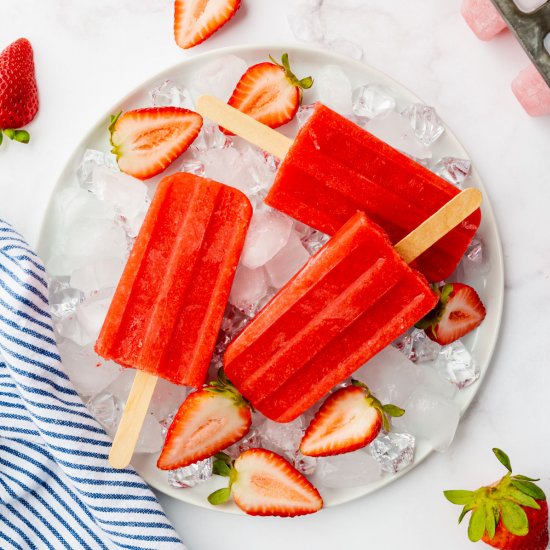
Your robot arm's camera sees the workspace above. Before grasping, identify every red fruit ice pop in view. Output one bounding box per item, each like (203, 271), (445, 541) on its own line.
(196, 96), (481, 282)
(96, 172), (252, 467)
(224, 189), (481, 422)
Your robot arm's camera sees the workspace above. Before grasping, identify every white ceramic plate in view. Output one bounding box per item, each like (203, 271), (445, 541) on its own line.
(37, 43), (504, 514)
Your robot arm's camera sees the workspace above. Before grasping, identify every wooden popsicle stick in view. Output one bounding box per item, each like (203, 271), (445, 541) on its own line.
(108, 370), (158, 469)
(395, 187), (482, 264)
(196, 95), (293, 159)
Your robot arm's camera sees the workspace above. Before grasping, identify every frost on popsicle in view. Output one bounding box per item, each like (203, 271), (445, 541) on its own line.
(45, 59), (488, 494)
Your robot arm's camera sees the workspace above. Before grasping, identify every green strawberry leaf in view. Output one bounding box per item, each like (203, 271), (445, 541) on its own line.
(493, 448), (512, 473)
(443, 490), (475, 505)
(212, 459), (231, 477)
(468, 506), (486, 542)
(500, 500), (528, 536)
(511, 479), (546, 501)
(3, 128), (15, 139)
(299, 76), (314, 89)
(485, 501), (497, 540)
(506, 486), (540, 509)
(513, 475), (540, 482)
(458, 504), (473, 524)
(0, 131), (3, 146)
(13, 130), (30, 143)
(207, 487), (231, 505)
(382, 404), (405, 417)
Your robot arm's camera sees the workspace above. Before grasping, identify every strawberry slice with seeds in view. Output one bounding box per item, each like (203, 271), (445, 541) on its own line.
(174, 0), (241, 49)
(157, 369), (251, 470)
(109, 107), (202, 180)
(208, 449), (323, 516)
(444, 448), (548, 550)
(417, 282), (486, 345)
(224, 53), (313, 134)
(300, 382), (404, 457)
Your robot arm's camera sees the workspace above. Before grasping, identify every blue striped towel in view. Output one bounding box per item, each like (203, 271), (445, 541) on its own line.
(0, 221), (185, 550)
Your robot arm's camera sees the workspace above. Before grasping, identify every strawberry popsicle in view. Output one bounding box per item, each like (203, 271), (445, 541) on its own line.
(224, 212), (439, 422)
(96, 172), (252, 388)
(264, 103), (481, 282)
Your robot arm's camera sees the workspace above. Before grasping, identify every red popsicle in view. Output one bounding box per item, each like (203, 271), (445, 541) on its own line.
(224, 212), (438, 422)
(96, 172), (252, 388)
(264, 103), (481, 282)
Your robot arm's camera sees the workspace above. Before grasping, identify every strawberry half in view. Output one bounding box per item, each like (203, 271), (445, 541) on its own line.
(208, 449), (323, 516)
(0, 38), (39, 145)
(444, 448), (548, 550)
(417, 282), (486, 345)
(300, 382), (404, 457)
(224, 53), (313, 134)
(174, 0), (241, 49)
(109, 107), (202, 180)
(157, 369), (251, 470)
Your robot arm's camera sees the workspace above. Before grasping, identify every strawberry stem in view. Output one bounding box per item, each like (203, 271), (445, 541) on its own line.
(268, 53), (314, 101)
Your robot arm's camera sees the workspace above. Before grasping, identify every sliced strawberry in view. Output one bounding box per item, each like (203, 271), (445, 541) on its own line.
(157, 370), (251, 470)
(224, 53), (313, 134)
(208, 449), (323, 516)
(417, 282), (486, 345)
(109, 107), (202, 180)
(0, 38), (39, 145)
(300, 382), (404, 457)
(444, 448), (548, 550)
(174, 0), (241, 49)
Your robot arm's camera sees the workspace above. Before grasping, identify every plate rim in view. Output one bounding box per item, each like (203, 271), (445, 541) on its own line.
(36, 42), (505, 514)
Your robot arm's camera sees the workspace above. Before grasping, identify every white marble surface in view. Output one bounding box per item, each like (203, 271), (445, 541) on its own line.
(1, 1), (549, 549)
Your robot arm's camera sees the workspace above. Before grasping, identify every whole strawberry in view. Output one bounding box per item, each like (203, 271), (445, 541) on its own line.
(444, 448), (548, 550)
(0, 38), (39, 145)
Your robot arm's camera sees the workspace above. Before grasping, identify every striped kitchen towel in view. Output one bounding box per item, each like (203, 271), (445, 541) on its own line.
(0, 220), (186, 550)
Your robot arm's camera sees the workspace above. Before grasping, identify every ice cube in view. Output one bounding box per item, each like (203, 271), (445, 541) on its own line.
(316, 452), (381, 488)
(70, 258), (125, 295)
(260, 417), (305, 458)
(370, 432), (415, 473)
(302, 230), (330, 255)
(86, 392), (123, 436)
(398, 389), (460, 452)
(179, 158), (205, 176)
(107, 368), (136, 402)
(292, 451), (317, 476)
(316, 65), (353, 115)
(402, 104), (445, 147)
(150, 80), (194, 109)
(135, 412), (164, 454)
(296, 104), (316, 127)
(61, 218), (128, 274)
(287, 2), (324, 43)
(229, 265), (268, 316)
(168, 458), (213, 488)
(58, 340), (121, 397)
(90, 165), (149, 221)
(327, 38), (363, 60)
(392, 330), (414, 360)
(225, 423), (263, 459)
(460, 236), (490, 276)
(354, 346), (456, 406)
(190, 55), (248, 102)
(149, 378), (190, 423)
(410, 328), (441, 363)
(265, 230), (310, 288)
(221, 304), (251, 341)
(77, 149), (117, 190)
(75, 288), (114, 344)
(240, 209), (293, 269)
(434, 157), (471, 188)
(261, 150), (281, 172)
(49, 281), (84, 318)
(367, 111), (432, 160)
(435, 341), (479, 389)
(191, 122), (232, 152)
(352, 84), (396, 119)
